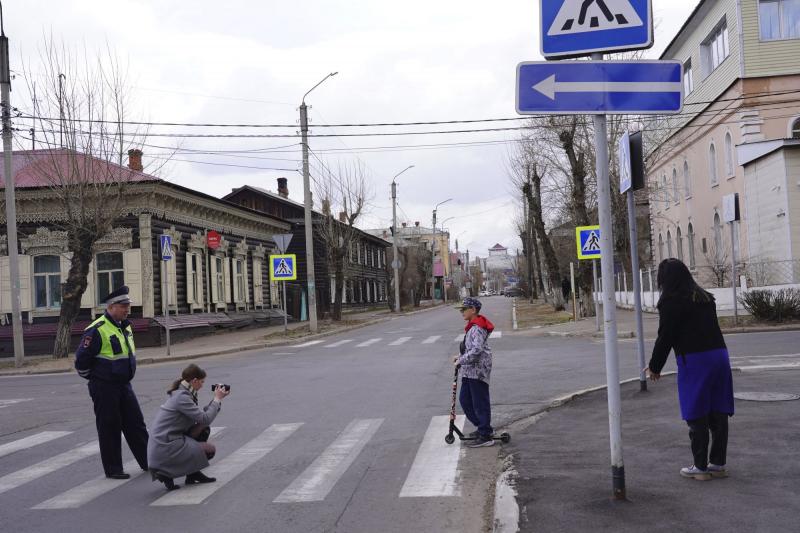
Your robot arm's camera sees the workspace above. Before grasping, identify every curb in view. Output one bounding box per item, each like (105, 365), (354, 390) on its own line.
(0, 315), (395, 377)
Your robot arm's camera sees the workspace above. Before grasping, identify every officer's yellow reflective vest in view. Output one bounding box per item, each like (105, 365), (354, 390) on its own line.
(85, 316), (137, 360)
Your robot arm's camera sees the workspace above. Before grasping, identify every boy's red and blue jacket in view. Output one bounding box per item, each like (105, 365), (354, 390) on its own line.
(457, 315), (494, 383)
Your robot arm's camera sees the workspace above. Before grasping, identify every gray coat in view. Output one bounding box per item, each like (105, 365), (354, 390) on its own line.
(147, 388), (221, 478)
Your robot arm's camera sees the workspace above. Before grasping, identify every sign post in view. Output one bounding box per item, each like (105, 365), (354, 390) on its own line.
(723, 194), (740, 325)
(270, 250), (297, 334)
(576, 225), (602, 328)
(619, 130), (647, 391)
(161, 235), (173, 356)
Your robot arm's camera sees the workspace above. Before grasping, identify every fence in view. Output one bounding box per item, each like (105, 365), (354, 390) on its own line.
(596, 259), (800, 314)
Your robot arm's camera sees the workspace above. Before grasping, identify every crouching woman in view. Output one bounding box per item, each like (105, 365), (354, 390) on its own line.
(148, 364), (230, 490)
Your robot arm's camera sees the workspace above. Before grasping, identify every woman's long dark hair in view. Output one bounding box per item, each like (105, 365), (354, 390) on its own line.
(167, 364), (207, 395)
(656, 258), (713, 306)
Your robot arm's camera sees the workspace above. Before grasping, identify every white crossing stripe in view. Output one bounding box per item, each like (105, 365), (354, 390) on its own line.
(453, 335), (463, 342)
(291, 340), (323, 348)
(0, 441), (99, 495)
(0, 398), (33, 409)
(0, 431), (72, 459)
(422, 336), (441, 344)
(389, 337), (412, 346)
(493, 331), (503, 339)
(324, 339), (353, 348)
(152, 424), (301, 506)
(399, 415), (465, 498)
(356, 338), (382, 348)
(274, 418), (384, 503)
(33, 428), (225, 510)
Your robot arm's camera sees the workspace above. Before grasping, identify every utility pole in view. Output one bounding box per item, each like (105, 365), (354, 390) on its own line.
(0, 4), (24, 367)
(391, 165), (414, 313)
(431, 198), (452, 302)
(299, 72), (337, 333)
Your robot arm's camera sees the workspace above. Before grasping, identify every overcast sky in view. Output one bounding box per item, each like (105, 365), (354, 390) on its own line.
(10, 0), (696, 257)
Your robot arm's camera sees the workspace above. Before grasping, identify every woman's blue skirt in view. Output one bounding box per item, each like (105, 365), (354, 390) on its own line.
(676, 347), (734, 421)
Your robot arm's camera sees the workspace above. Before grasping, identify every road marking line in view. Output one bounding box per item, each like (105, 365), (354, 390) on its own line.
(389, 337), (412, 346)
(0, 398), (33, 409)
(730, 353), (800, 360)
(422, 336), (441, 344)
(152, 424), (301, 506)
(324, 339), (353, 348)
(0, 431), (72, 459)
(400, 415), (464, 498)
(33, 428), (225, 510)
(493, 331), (503, 338)
(356, 338), (382, 347)
(737, 362), (800, 372)
(453, 335), (463, 342)
(274, 418), (383, 503)
(291, 340), (324, 348)
(0, 441), (99, 495)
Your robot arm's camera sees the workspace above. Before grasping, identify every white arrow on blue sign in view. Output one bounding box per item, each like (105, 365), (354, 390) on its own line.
(516, 60), (683, 115)
(541, 0), (653, 58)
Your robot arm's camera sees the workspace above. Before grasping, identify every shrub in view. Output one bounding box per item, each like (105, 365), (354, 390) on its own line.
(739, 289), (800, 322)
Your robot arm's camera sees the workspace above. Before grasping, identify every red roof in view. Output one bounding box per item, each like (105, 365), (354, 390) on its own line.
(0, 149), (160, 189)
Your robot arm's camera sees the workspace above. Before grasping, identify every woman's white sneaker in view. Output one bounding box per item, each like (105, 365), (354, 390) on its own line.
(707, 464), (728, 478)
(680, 465), (711, 480)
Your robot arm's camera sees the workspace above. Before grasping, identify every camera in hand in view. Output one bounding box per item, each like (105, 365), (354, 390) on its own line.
(211, 384), (231, 392)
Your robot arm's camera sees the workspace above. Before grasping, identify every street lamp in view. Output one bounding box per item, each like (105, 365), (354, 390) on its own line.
(431, 198), (452, 302)
(300, 71), (337, 333)
(438, 216), (455, 303)
(391, 165), (414, 312)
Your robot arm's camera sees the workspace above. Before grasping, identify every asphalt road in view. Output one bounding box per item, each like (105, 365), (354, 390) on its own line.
(1, 297), (798, 533)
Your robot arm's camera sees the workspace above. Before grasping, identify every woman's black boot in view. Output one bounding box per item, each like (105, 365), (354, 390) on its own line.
(151, 470), (179, 491)
(185, 471), (216, 484)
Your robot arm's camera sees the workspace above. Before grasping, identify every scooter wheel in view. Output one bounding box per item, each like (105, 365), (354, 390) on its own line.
(445, 434), (455, 444)
(500, 433), (511, 443)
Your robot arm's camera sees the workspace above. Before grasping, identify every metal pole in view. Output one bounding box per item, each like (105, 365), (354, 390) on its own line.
(593, 260), (600, 332)
(1, 28), (24, 367)
(628, 189), (647, 392)
(300, 102), (318, 333)
(164, 260), (171, 356)
(593, 53), (625, 501)
(730, 221), (737, 325)
(283, 280), (288, 333)
(570, 261), (576, 322)
(392, 181), (401, 312)
(431, 210), (436, 302)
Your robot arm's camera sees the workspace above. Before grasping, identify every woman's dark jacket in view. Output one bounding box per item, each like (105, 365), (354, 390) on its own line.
(648, 291), (727, 375)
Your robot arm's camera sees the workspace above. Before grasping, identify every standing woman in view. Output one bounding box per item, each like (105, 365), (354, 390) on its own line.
(645, 259), (734, 481)
(148, 364), (230, 490)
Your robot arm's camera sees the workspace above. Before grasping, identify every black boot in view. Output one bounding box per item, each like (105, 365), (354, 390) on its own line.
(185, 471), (216, 485)
(151, 470), (179, 491)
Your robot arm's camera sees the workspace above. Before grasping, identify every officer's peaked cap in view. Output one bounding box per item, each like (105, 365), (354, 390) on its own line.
(104, 286), (131, 305)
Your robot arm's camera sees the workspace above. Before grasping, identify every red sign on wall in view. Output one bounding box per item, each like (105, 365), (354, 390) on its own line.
(207, 230), (221, 250)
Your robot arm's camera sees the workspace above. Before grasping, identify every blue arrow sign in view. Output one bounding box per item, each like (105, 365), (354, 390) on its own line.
(516, 61), (683, 115)
(541, 0), (653, 58)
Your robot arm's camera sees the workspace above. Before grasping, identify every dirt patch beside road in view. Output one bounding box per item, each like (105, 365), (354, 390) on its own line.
(515, 299), (572, 329)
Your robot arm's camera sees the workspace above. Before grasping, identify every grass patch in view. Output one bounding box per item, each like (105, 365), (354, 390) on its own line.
(515, 298), (573, 329)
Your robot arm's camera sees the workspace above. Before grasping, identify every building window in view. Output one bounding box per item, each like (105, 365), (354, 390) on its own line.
(683, 59), (693, 95)
(34, 255), (61, 309)
(759, 0), (800, 40)
(677, 226), (684, 262)
(683, 160), (692, 198)
(791, 117), (800, 138)
(666, 230), (673, 258)
(658, 233), (664, 262)
(702, 19), (729, 75)
(96, 251), (124, 305)
(724, 132), (735, 176)
(687, 223), (696, 268)
(235, 259), (245, 302)
(216, 257), (225, 301)
(709, 143), (719, 186)
(662, 174), (670, 207)
(672, 168), (679, 204)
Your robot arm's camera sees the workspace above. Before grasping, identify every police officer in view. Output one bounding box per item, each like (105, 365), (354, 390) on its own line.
(75, 286), (149, 479)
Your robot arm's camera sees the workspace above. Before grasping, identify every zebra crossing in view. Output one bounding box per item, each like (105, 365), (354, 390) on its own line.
(0, 414), (476, 510)
(293, 331), (505, 350)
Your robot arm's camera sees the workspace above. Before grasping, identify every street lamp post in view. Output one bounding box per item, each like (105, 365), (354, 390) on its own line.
(438, 216), (455, 304)
(431, 198), (452, 302)
(300, 71), (337, 334)
(391, 165), (414, 312)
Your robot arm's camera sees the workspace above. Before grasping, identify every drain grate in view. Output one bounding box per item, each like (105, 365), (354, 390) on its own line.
(734, 392), (800, 402)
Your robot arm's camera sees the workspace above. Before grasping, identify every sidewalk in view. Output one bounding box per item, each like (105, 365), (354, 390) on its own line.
(505, 368), (800, 532)
(0, 302), (447, 376)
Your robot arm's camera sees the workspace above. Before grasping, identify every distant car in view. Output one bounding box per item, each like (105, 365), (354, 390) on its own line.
(479, 290), (489, 297)
(505, 288), (524, 298)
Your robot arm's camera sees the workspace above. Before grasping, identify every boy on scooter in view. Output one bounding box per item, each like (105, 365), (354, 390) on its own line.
(453, 297), (495, 447)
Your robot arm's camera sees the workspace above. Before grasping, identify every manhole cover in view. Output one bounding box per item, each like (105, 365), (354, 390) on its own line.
(734, 392), (800, 402)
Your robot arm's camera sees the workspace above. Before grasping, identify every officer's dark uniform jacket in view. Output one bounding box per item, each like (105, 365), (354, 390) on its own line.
(75, 313), (137, 383)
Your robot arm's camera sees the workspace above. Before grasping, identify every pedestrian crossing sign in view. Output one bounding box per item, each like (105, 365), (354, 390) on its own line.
(270, 254), (297, 281)
(576, 225), (602, 260)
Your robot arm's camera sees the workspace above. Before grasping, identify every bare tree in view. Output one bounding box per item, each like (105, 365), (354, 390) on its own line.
(18, 38), (159, 359)
(314, 161), (372, 321)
